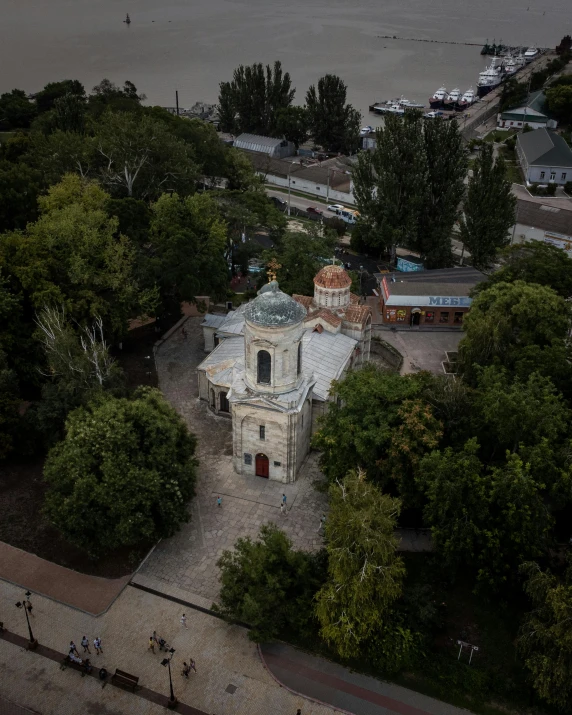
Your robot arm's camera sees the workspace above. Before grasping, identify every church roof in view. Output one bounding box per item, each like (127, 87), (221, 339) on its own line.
(292, 294), (313, 309)
(302, 330), (356, 401)
(314, 265), (352, 289)
(344, 305), (372, 325)
(304, 309), (343, 327)
(244, 281), (306, 327)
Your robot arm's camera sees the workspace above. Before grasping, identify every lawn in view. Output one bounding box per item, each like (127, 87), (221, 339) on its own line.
(483, 129), (518, 143)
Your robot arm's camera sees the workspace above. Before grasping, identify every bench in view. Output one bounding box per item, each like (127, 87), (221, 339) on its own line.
(60, 655), (90, 677)
(111, 668), (139, 692)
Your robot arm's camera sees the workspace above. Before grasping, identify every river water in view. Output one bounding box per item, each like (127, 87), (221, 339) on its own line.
(0, 0), (569, 123)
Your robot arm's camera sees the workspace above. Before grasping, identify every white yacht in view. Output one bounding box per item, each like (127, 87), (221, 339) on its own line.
(476, 63), (503, 97)
(504, 55), (519, 75)
(524, 46), (539, 62)
(444, 88), (461, 109)
(457, 87), (476, 110)
(429, 86), (447, 108)
(398, 97), (425, 109)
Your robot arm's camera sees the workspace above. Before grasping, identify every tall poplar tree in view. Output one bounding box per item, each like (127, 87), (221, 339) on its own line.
(417, 119), (467, 268)
(218, 61), (295, 136)
(459, 142), (516, 270)
(353, 112), (427, 257)
(305, 75), (360, 154)
(315, 469), (406, 659)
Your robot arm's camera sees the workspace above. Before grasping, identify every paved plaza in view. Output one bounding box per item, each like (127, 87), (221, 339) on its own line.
(133, 317), (328, 606)
(372, 328), (462, 376)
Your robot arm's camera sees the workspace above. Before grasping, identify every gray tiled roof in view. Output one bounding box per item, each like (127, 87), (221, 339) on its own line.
(518, 130), (572, 168)
(201, 314), (226, 329)
(197, 337), (244, 369)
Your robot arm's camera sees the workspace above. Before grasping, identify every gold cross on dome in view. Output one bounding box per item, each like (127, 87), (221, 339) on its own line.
(266, 257), (282, 282)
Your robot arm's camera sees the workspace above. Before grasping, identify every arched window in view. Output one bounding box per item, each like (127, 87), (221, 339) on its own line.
(210, 389), (216, 408)
(297, 342), (302, 375)
(257, 350), (271, 384)
(219, 391), (229, 412)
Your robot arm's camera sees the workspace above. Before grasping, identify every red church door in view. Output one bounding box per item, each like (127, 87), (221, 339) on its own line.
(255, 453), (269, 478)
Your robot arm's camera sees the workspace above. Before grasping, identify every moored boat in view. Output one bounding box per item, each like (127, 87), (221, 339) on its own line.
(429, 86), (447, 109)
(476, 62), (503, 97)
(398, 96), (424, 109)
(456, 87), (476, 111)
(524, 46), (539, 62)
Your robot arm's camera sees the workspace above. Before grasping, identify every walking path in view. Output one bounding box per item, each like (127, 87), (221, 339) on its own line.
(260, 642), (472, 715)
(0, 541), (131, 615)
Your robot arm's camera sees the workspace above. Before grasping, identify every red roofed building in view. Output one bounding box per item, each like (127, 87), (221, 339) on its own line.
(293, 263), (371, 362)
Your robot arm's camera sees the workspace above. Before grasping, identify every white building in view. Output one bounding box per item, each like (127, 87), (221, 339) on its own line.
(197, 265), (371, 483)
(497, 91), (557, 131)
(516, 129), (572, 186)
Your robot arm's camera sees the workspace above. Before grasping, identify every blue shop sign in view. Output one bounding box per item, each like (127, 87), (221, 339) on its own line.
(428, 296), (471, 307)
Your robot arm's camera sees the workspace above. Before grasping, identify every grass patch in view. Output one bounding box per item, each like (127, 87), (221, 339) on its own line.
(483, 129), (517, 143)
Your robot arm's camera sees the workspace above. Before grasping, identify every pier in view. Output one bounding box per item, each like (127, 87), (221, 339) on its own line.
(376, 35), (549, 50)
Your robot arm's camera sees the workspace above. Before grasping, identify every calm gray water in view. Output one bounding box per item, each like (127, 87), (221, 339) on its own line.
(0, 0), (569, 122)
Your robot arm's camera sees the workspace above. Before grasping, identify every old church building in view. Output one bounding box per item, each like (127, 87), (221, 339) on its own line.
(198, 264), (372, 483)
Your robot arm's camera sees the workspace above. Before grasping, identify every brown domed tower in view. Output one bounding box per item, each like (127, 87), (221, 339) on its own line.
(313, 264), (352, 311)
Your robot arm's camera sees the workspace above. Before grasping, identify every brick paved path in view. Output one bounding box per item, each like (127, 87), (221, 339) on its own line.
(134, 317), (328, 605)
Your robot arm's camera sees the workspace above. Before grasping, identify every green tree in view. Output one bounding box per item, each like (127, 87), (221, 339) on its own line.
(94, 112), (198, 200)
(457, 280), (571, 383)
(0, 160), (43, 232)
(499, 78), (528, 112)
(147, 192), (228, 313)
(263, 227), (336, 296)
(353, 112), (427, 257)
(215, 524), (325, 641)
(24, 129), (94, 187)
(275, 106), (309, 148)
(35, 79), (86, 114)
(459, 142), (516, 270)
(544, 84), (572, 121)
(0, 348), (20, 460)
(480, 242), (572, 299)
(0, 175), (153, 338)
(33, 306), (125, 445)
(44, 387), (197, 556)
(218, 61), (295, 136)
(306, 75), (361, 154)
(518, 560), (572, 710)
(418, 440), (550, 588)
(87, 79), (145, 119)
(0, 89), (37, 130)
(224, 148), (263, 192)
(417, 119), (467, 268)
(315, 469), (406, 659)
(52, 92), (87, 133)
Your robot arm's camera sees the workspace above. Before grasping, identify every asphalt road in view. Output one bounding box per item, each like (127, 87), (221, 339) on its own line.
(265, 188), (347, 217)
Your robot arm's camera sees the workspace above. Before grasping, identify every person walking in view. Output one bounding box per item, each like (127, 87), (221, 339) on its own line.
(189, 658), (197, 673)
(280, 502), (286, 516)
(181, 613), (188, 629)
(282, 493), (287, 507)
(217, 496), (222, 508)
(69, 641), (80, 657)
(181, 326), (187, 340)
(181, 662), (191, 678)
(25, 599), (34, 618)
(80, 636), (91, 654)
(93, 637), (103, 655)
(317, 513), (326, 533)
(148, 635), (156, 653)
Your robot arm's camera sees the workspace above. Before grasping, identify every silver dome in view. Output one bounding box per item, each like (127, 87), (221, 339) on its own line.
(244, 281), (306, 327)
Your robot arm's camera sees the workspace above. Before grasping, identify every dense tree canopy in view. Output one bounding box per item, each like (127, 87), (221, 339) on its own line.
(0, 89), (36, 130)
(44, 387), (197, 556)
(215, 524), (325, 641)
(218, 61), (295, 135)
(306, 74), (361, 154)
(518, 560), (572, 710)
(460, 143), (516, 270)
(315, 469), (408, 659)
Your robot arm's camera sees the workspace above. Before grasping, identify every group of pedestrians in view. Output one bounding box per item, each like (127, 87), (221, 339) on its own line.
(148, 627), (197, 679)
(69, 636), (102, 660)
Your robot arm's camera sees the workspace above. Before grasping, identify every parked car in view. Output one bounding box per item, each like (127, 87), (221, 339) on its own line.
(270, 196), (287, 210)
(327, 204), (344, 213)
(307, 206), (323, 216)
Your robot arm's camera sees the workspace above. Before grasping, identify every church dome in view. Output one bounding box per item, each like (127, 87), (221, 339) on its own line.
(244, 281), (306, 327)
(314, 264), (352, 289)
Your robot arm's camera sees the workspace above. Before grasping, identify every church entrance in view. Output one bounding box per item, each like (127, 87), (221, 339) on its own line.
(255, 453), (269, 478)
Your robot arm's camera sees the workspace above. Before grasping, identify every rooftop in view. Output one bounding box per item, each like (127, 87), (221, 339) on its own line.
(234, 133), (289, 150)
(244, 281), (307, 327)
(314, 264), (352, 289)
(376, 267), (485, 298)
(517, 129), (572, 168)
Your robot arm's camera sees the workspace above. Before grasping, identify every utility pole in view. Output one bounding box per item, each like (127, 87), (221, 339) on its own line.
(287, 164), (292, 217)
(175, 90), (179, 117)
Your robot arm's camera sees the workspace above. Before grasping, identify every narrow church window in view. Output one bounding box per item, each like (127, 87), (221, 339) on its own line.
(260, 425), (266, 440)
(257, 350), (271, 384)
(297, 342), (302, 375)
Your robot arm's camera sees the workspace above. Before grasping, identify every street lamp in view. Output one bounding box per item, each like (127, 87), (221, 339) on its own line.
(161, 647), (177, 709)
(15, 591), (37, 650)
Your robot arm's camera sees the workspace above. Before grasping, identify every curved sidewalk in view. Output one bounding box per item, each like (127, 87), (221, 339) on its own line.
(260, 642), (473, 715)
(0, 541), (130, 615)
